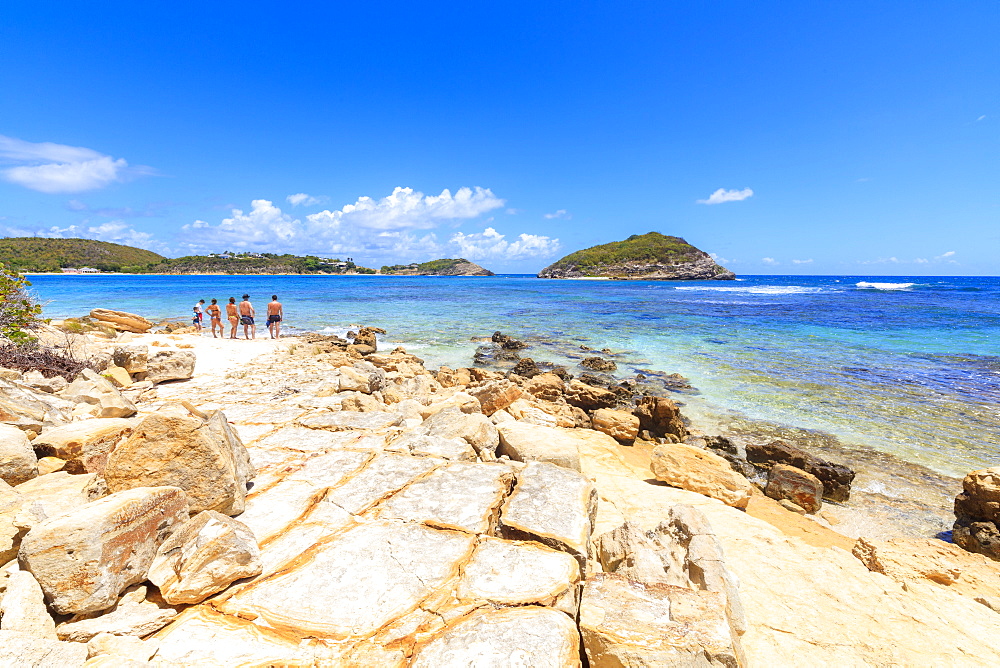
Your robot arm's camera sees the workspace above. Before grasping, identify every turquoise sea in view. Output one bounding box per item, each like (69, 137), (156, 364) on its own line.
(27, 274), (1000, 485)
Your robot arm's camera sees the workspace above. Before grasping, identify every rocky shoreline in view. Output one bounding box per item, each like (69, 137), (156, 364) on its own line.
(1, 319), (1000, 665)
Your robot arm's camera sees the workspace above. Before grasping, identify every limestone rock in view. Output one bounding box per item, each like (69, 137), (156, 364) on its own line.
(0, 423), (38, 485)
(468, 379), (523, 416)
(376, 462), (514, 534)
(500, 460), (597, 566)
(31, 418), (133, 475)
(1, 479), (28, 563)
(746, 439), (855, 502)
(634, 395), (687, 440)
(0, 569), (57, 639)
(563, 379), (616, 410)
(90, 309), (152, 333)
(418, 406), (499, 460)
(18, 486), (189, 614)
(524, 373), (565, 401)
(112, 345), (148, 374)
(56, 584), (179, 642)
(591, 408), (640, 443)
(14, 471), (99, 524)
(458, 536), (580, 614)
(0, 630), (88, 666)
(410, 606), (581, 668)
(0, 378), (71, 435)
(765, 463), (823, 513)
(86, 632), (158, 662)
(496, 422), (582, 471)
(104, 410), (254, 515)
(60, 369), (137, 419)
(147, 510), (262, 605)
(388, 433), (477, 461)
(954, 467), (1000, 560)
(299, 410), (402, 432)
(145, 350), (195, 384)
(650, 443), (753, 509)
(579, 573), (739, 667)
(101, 366), (132, 388)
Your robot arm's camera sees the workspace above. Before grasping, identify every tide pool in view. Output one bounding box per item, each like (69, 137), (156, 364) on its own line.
(26, 273), (1000, 479)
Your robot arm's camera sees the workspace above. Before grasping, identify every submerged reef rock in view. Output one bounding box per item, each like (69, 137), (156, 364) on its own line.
(538, 232), (735, 280)
(954, 467), (1000, 561)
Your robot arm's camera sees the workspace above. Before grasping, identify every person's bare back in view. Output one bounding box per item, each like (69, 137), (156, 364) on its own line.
(267, 295), (283, 339)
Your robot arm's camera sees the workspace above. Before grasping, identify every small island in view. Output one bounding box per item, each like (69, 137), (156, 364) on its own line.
(380, 258), (495, 276)
(537, 232), (735, 280)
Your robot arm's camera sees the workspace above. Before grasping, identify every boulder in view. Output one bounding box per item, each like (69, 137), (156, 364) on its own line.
(581, 356), (617, 372)
(145, 350), (196, 384)
(0, 378), (71, 435)
(634, 395), (687, 440)
(112, 345), (149, 374)
(30, 418), (133, 474)
(765, 464), (823, 513)
(20, 371), (67, 394)
(1, 479), (28, 563)
(418, 406), (499, 460)
(14, 471), (101, 524)
(524, 373), (565, 401)
(467, 380), (523, 416)
(650, 443), (753, 509)
(591, 408), (640, 443)
(410, 606), (580, 667)
(499, 460), (597, 566)
(104, 409), (255, 515)
(953, 467), (1000, 560)
(745, 439), (855, 502)
(496, 422), (582, 471)
(86, 632), (158, 663)
(563, 380), (616, 410)
(90, 309), (152, 333)
(0, 423), (38, 485)
(0, 569), (57, 639)
(18, 486), (189, 614)
(60, 369), (137, 419)
(579, 573), (740, 668)
(101, 365), (132, 388)
(56, 584), (179, 642)
(147, 511), (262, 605)
(0, 630), (88, 666)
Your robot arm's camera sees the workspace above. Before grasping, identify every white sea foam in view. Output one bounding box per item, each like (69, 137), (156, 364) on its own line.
(673, 285), (822, 295)
(856, 282), (915, 290)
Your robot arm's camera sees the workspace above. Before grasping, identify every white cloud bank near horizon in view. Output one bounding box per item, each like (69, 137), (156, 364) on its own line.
(0, 135), (152, 193)
(697, 187), (754, 205)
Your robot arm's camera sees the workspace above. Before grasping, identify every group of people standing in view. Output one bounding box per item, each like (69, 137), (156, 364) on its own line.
(192, 294), (284, 339)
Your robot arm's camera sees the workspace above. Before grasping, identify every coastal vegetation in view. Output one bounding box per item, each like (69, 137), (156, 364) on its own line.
(141, 253), (376, 275)
(538, 232), (735, 280)
(0, 262), (42, 343)
(380, 258), (495, 276)
(0, 238), (165, 273)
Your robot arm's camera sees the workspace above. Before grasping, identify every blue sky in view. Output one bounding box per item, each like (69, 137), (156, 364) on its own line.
(1, 2), (996, 274)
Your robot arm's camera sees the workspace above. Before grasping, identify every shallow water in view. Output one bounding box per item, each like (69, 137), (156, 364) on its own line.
(28, 273), (1000, 495)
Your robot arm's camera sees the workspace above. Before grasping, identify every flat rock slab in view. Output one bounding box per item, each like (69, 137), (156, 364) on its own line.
(56, 585), (179, 642)
(376, 461), (514, 533)
(14, 470), (97, 522)
(299, 411), (403, 431)
(324, 453), (439, 515)
(500, 460), (597, 566)
(410, 606), (580, 667)
(496, 422), (583, 471)
(0, 630), (88, 667)
(579, 573), (739, 667)
(218, 520), (475, 639)
(253, 425), (363, 452)
(389, 433), (477, 461)
(651, 442), (753, 509)
(19, 486), (189, 614)
(458, 536), (580, 613)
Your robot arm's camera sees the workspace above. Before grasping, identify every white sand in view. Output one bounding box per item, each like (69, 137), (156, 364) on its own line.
(120, 330), (299, 381)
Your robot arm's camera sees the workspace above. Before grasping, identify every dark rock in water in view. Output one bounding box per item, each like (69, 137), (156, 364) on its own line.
(496, 350), (521, 362)
(511, 358), (540, 378)
(548, 366), (572, 381)
(953, 468), (1000, 561)
(580, 345), (592, 351)
(474, 344), (520, 366)
(634, 396), (687, 441)
(492, 331), (510, 344)
(705, 435), (738, 455)
(579, 373), (613, 387)
(581, 356), (617, 372)
(353, 327), (381, 348)
(746, 440), (855, 502)
(704, 435), (757, 479)
(501, 338), (527, 350)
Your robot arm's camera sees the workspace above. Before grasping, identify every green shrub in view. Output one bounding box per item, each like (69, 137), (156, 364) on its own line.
(0, 263), (42, 343)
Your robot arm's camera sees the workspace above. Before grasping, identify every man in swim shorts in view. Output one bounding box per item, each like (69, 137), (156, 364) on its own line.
(207, 298), (223, 338)
(226, 297), (239, 339)
(267, 294), (283, 339)
(239, 294), (255, 340)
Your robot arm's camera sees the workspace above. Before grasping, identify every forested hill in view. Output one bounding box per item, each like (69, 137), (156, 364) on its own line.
(0, 238), (165, 273)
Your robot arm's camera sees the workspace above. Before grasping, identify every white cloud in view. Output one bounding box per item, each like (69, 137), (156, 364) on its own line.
(286, 193), (326, 207)
(937, 250), (955, 259)
(449, 227), (561, 260)
(697, 187), (753, 205)
(544, 209), (571, 219)
(709, 252), (734, 265)
(27, 220), (167, 253)
(761, 257), (779, 266)
(977, 115), (986, 121)
(791, 258), (813, 264)
(505, 208), (521, 215)
(0, 135), (151, 193)
(305, 186), (504, 231)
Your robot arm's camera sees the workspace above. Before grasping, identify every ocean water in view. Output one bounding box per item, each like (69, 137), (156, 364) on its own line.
(26, 274), (1000, 482)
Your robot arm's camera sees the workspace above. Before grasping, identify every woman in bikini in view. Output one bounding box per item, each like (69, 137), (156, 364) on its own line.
(207, 298), (223, 338)
(226, 297), (239, 339)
